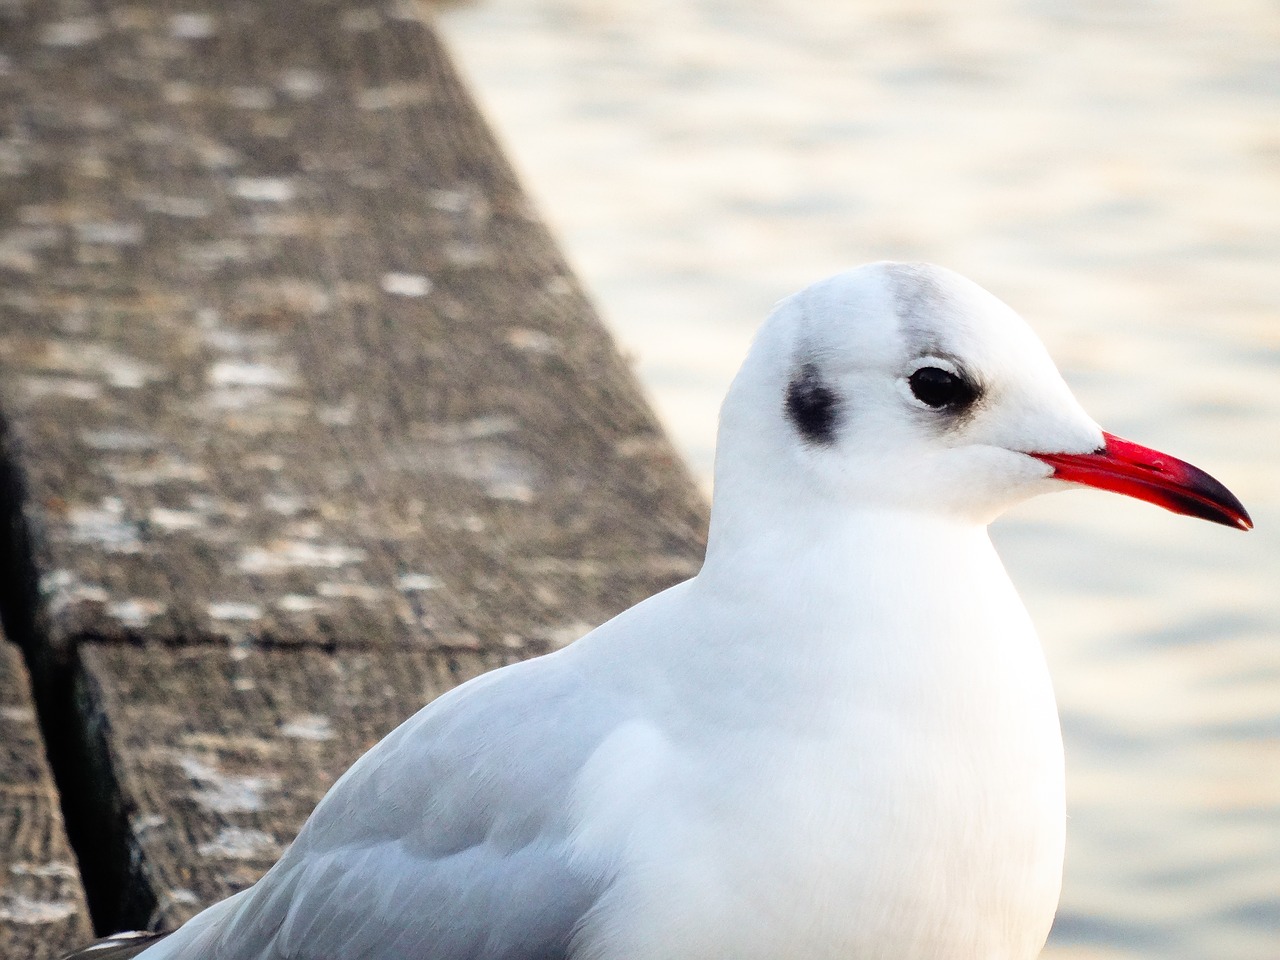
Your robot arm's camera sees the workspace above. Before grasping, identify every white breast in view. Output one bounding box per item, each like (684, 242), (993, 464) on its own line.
(569, 521), (1066, 960)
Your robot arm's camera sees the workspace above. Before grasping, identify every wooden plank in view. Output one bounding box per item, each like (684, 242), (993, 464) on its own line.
(0, 0), (710, 940)
(75, 642), (518, 931)
(0, 0), (707, 663)
(0, 642), (94, 957)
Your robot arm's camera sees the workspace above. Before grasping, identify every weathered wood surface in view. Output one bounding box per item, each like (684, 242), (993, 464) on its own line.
(0, 641), (94, 958)
(0, 0), (709, 940)
(76, 643), (520, 931)
(0, 0), (704, 659)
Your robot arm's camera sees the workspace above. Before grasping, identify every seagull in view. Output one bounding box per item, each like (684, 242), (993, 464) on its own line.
(64, 262), (1250, 960)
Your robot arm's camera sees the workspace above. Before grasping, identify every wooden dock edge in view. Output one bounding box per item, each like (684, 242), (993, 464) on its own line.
(0, 0), (709, 946)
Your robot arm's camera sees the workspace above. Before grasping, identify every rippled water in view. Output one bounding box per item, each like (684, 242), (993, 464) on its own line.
(438, 2), (1280, 956)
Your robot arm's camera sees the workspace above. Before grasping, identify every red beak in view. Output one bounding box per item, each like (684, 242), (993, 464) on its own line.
(1032, 432), (1252, 531)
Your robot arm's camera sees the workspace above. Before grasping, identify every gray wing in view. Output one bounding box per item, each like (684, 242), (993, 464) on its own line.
(145, 648), (627, 960)
(60, 931), (170, 960)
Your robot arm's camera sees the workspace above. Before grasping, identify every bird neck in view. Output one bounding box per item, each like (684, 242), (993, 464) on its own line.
(697, 500), (1023, 663)
(704, 491), (995, 591)
(688, 505), (1049, 750)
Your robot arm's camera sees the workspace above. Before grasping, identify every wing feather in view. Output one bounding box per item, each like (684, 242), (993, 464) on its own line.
(144, 649), (626, 960)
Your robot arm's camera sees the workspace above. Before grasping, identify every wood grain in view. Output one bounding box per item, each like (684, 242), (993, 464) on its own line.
(0, 0), (710, 938)
(77, 642), (523, 931)
(0, 642), (94, 957)
(0, 0), (707, 660)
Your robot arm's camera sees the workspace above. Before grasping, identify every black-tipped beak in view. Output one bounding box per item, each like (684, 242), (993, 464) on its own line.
(1031, 433), (1252, 531)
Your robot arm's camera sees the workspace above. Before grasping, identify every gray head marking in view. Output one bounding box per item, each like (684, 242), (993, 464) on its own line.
(784, 361), (840, 445)
(885, 262), (954, 356)
(884, 263), (987, 423)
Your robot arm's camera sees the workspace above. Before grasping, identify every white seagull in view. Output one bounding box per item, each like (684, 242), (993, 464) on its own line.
(65, 262), (1250, 960)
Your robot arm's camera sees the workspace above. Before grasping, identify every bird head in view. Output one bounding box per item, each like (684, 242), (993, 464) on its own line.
(712, 262), (1250, 533)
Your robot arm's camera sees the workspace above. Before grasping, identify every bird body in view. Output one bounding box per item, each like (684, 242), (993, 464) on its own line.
(563, 515), (1065, 960)
(65, 263), (1249, 960)
(143, 519), (1063, 960)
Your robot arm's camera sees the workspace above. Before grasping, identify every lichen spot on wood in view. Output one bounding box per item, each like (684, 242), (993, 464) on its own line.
(231, 177), (295, 203)
(0, 893), (80, 924)
(380, 272), (432, 297)
(279, 715), (334, 741)
(197, 827), (280, 861)
(169, 13), (217, 40)
(397, 572), (440, 592)
(178, 755), (278, 814)
(40, 18), (102, 48)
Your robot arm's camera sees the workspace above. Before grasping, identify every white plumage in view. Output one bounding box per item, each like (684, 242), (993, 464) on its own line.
(68, 262), (1248, 960)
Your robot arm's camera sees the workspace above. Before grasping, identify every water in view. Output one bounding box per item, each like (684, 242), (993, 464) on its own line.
(437, 2), (1280, 957)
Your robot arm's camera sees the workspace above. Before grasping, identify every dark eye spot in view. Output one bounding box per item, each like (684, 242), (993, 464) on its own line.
(908, 366), (980, 410)
(785, 363), (839, 445)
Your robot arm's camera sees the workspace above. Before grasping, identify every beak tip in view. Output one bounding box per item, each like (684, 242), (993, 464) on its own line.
(1205, 481), (1252, 532)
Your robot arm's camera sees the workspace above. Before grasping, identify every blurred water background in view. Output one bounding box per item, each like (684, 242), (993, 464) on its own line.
(436, 2), (1279, 958)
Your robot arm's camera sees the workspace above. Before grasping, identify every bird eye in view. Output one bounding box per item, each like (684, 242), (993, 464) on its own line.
(908, 366), (979, 410)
